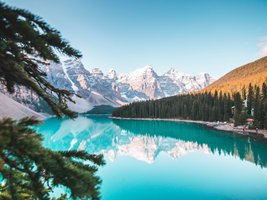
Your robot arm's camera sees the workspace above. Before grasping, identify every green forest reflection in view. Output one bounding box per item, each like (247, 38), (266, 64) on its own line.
(112, 119), (267, 167)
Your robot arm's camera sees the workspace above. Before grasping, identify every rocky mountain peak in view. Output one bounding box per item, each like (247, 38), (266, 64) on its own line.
(144, 64), (153, 70)
(107, 68), (118, 80)
(91, 68), (104, 77)
(129, 65), (158, 79)
(63, 59), (84, 70)
(164, 68), (185, 79)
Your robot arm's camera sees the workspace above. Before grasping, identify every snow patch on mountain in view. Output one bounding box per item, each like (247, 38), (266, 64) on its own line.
(106, 68), (118, 80)
(62, 61), (78, 91)
(0, 92), (45, 120)
(67, 96), (93, 113)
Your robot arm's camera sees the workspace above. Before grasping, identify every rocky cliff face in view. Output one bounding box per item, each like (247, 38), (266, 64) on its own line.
(118, 65), (164, 101)
(159, 68), (214, 96)
(1, 59), (214, 113)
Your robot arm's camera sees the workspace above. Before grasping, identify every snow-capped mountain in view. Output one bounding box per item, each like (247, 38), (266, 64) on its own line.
(118, 65), (214, 101)
(159, 68), (214, 96)
(41, 59), (125, 111)
(0, 59), (214, 113)
(118, 65), (164, 101)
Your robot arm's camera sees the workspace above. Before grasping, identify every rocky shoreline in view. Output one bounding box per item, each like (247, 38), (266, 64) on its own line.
(111, 117), (267, 139)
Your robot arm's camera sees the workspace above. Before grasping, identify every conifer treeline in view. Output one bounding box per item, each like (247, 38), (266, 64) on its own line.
(112, 82), (267, 128)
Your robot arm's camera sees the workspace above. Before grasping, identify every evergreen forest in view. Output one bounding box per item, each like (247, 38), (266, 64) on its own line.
(113, 83), (267, 129)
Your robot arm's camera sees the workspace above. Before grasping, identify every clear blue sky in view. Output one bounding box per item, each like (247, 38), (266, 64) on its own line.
(4, 0), (267, 78)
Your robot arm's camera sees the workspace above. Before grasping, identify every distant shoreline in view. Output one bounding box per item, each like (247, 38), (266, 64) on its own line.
(111, 117), (267, 139)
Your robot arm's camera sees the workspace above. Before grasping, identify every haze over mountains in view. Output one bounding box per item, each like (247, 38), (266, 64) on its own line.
(0, 59), (214, 114)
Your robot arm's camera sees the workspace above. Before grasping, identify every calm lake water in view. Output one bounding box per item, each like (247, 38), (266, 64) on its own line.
(36, 115), (267, 200)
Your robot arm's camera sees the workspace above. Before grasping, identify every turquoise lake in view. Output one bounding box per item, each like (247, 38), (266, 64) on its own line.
(36, 115), (267, 200)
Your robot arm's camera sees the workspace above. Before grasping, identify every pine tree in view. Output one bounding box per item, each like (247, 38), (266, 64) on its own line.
(264, 100), (267, 129)
(0, 2), (80, 118)
(242, 86), (247, 100)
(0, 117), (105, 200)
(254, 86), (261, 127)
(0, 2), (104, 199)
(247, 83), (254, 115)
(233, 92), (243, 125)
(262, 83), (267, 128)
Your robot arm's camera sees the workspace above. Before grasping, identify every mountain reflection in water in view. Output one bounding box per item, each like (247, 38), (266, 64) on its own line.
(36, 115), (267, 167)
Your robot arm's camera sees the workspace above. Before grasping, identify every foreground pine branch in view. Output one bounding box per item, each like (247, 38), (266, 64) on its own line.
(0, 117), (105, 199)
(0, 1), (106, 199)
(0, 1), (81, 118)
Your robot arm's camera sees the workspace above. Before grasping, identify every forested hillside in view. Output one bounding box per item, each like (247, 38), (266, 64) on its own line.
(203, 56), (267, 94)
